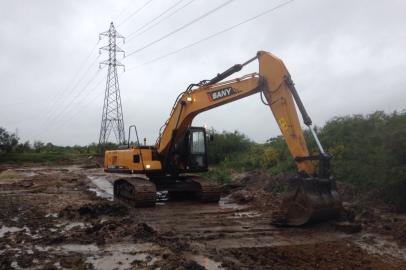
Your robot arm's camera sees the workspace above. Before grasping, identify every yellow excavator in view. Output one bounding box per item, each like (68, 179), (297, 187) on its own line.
(103, 51), (342, 226)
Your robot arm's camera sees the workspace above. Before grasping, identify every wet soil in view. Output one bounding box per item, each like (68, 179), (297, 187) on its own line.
(0, 165), (405, 269)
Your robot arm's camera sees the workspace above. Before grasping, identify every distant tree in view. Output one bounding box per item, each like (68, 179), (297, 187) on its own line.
(15, 141), (31, 153)
(0, 127), (19, 153)
(207, 129), (251, 164)
(33, 141), (45, 153)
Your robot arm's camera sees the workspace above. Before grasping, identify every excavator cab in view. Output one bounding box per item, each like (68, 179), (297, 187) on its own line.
(184, 127), (208, 172)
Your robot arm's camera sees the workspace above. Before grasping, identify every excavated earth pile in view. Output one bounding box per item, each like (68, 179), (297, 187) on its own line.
(0, 165), (405, 269)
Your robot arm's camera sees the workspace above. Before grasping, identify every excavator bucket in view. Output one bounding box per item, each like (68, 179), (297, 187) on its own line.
(275, 177), (342, 226)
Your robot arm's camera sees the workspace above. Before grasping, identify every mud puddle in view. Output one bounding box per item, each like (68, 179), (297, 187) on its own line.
(2, 165), (406, 269)
(86, 175), (114, 200)
(0, 169), (35, 182)
(354, 233), (406, 261)
(184, 253), (224, 270)
(0, 225), (25, 237)
(56, 242), (162, 270)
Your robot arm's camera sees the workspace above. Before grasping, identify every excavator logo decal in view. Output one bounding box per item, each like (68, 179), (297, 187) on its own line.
(207, 87), (236, 102)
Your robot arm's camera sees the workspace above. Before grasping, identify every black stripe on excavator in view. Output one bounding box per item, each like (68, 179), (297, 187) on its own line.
(105, 168), (133, 174)
(207, 64), (243, 85)
(284, 76), (313, 126)
(207, 55), (258, 85)
(105, 168), (161, 174)
(295, 155), (321, 161)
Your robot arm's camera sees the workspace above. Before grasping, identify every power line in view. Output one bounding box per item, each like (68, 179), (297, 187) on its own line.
(2, 42), (100, 115)
(15, 43), (101, 139)
(127, 0), (185, 39)
(0, 63), (96, 128)
(127, 0), (295, 71)
(126, 0), (236, 58)
(41, 55), (100, 122)
(44, 68), (101, 127)
(45, 64), (125, 140)
(31, 69), (103, 139)
(38, 42), (100, 126)
(128, 0), (197, 41)
(117, 0), (154, 27)
(43, 78), (106, 136)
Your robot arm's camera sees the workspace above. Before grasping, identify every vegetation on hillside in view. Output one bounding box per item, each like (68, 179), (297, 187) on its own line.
(0, 129), (117, 163)
(206, 110), (406, 211)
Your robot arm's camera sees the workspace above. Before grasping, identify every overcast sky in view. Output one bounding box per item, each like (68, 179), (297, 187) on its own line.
(1, 0), (405, 146)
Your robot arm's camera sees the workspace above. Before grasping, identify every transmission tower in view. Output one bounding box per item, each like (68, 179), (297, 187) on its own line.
(98, 22), (126, 146)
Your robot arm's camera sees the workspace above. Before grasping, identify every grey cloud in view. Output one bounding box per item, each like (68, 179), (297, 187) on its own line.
(0, 0), (405, 145)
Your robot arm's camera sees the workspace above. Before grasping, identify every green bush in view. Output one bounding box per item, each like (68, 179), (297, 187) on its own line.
(205, 111), (406, 211)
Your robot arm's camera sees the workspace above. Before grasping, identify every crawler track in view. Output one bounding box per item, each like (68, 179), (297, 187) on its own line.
(187, 176), (221, 203)
(113, 177), (157, 207)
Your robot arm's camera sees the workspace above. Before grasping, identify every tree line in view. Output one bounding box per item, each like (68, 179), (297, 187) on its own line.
(206, 110), (406, 211)
(1, 110), (405, 210)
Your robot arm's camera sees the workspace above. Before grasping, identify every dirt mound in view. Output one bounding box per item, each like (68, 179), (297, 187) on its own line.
(53, 218), (158, 245)
(217, 240), (406, 270)
(231, 170), (294, 192)
(353, 207), (406, 247)
(59, 202), (128, 220)
(133, 222), (158, 241)
(227, 171), (297, 213)
(230, 190), (254, 203)
(152, 253), (206, 270)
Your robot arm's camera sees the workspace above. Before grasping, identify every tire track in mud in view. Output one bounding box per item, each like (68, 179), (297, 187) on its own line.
(82, 168), (406, 269)
(1, 165), (406, 269)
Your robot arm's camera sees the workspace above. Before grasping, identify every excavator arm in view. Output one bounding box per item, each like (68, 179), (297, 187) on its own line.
(156, 51), (321, 177)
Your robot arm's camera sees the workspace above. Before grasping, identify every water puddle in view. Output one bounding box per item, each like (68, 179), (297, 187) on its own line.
(45, 213), (58, 218)
(231, 211), (261, 218)
(20, 172), (37, 177)
(157, 191), (168, 201)
(58, 243), (99, 253)
(87, 175), (114, 200)
(185, 253), (224, 270)
(41, 242), (163, 270)
(219, 197), (245, 211)
(0, 225), (25, 237)
(354, 233), (406, 261)
(87, 250), (158, 270)
(63, 222), (89, 231)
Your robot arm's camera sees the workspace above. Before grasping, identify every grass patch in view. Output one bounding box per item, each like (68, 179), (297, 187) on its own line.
(0, 152), (88, 164)
(201, 166), (232, 184)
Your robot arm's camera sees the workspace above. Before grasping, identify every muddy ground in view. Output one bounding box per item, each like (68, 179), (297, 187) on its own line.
(0, 164), (405, 269)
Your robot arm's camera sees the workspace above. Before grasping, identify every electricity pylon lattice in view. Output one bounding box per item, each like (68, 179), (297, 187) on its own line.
(98, 22), (126, 146)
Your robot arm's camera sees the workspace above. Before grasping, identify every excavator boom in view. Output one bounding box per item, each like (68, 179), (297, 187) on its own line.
(156, 51), (315, 176)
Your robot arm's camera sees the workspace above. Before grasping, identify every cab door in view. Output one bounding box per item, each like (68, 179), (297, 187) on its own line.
(186, 127), (208, 172)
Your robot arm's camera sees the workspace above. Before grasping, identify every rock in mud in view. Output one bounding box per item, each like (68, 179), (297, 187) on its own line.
(334, 221), (362, 234)
(60, 255), (84, 268)
(230, 190), (253, 204)
(153, 253), (206, 270)
(133, 223), (157, 241)
(59, 202), (128, 220)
